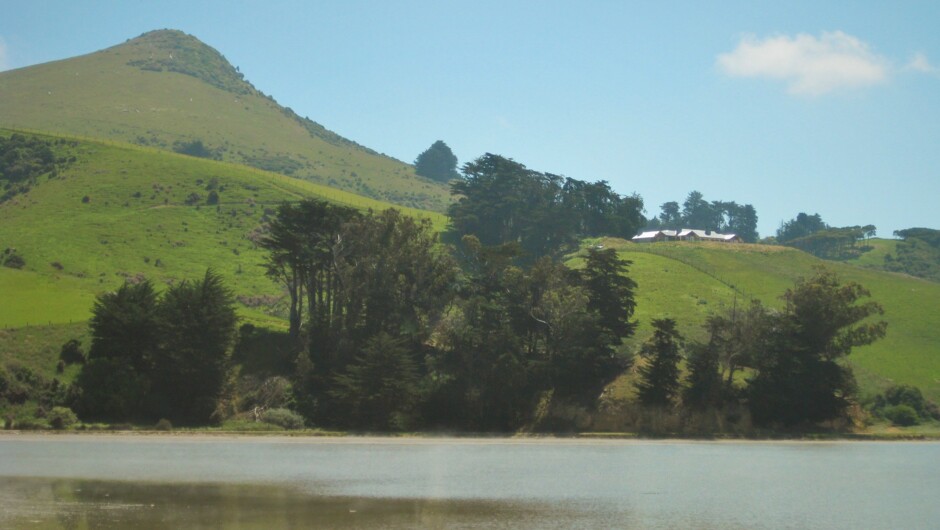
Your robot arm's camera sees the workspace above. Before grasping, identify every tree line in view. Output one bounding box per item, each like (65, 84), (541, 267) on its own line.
(74, 271), (237, 425)
(645, 190), (759, 242)
(636, 270), (886, 428)
(58, 152), (897, 432)
(0, 133), (76, 203)
(447, 153), (646, 259)
(775, 212), (876, 259)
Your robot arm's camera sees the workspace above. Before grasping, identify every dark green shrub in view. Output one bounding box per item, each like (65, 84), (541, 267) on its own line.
(261, 408), (304, 430)
(0, 365), (9, 396)
(48, 407), (78, 430)
(884, 404), (919, 426)
(872, 384), (938, 421)
(59, 339), (85, 365)
(2, 252), (25, 269)
(154, 418), (173, 431)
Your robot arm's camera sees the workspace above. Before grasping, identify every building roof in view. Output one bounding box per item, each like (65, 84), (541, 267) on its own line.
(632, 228), (740, 242)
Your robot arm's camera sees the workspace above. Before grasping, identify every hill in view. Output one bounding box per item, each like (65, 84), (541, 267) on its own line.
(0, 129), (445, 331)
(0, 29), (451, 211)
(1, 130), (936, 409)
(585, 238), (940, 403)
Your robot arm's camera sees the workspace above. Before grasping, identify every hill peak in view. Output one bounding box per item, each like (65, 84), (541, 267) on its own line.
(114, 29), (257, 96)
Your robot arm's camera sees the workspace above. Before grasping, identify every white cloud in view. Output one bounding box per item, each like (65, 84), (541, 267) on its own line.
(0, 37), (8, 72)
(906, 52), (938, 74)
(717, 31), (888, 96)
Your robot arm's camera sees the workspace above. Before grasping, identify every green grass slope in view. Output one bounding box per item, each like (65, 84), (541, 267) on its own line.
(0, 29), (451, 211)
(0, 130), (445, 332)
(591, 238), (940, 403)
(842, 238), (898, 270)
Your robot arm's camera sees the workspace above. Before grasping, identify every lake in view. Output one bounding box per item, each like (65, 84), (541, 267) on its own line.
(1, 435), (938, 528)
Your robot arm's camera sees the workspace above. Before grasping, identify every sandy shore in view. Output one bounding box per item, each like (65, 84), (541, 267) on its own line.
(1, 431), (936, 444)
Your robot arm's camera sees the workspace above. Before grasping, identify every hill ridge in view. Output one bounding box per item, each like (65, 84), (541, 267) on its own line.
(0, 30), (452, 211)
(117, 29), (258, 96)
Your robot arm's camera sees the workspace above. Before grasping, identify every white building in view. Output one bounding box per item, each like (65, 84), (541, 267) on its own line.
(631, 229), (742, 243)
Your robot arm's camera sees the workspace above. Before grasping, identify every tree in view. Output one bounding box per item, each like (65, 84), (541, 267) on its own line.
(636, 319), (684, 407)
(261, 199), (359, 340)
(449, 153), (574, 258)
(658, 201), (681, 227)
(76, 281), (160, 421)
(330, 333), (422, 430)
(414, 140), (459, 182)
(777, 212), (826, 243)
(289, 207), (458, 426)
(682, 342), (723, 411)
(726, 203), (759, 243)
(682, 191), (720, 230)
(59, 339), (86, 366)
(652, 193), (758, 241)
(747, 269), (887, 426)
(151, 270), (238, 424)
(449, 153), (644, 259)
(580, 248), (637, 341)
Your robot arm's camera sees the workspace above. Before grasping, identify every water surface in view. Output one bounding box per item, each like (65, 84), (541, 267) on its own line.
(1, 435), (937, 528)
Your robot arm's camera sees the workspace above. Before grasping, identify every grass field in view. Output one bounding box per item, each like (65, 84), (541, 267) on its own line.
(0, 130), (445, 336)
(842, 238), (899, 270)
(0, 29), (452, 211)
(583, 238), (940, 403)
(1, 129), (937, 411)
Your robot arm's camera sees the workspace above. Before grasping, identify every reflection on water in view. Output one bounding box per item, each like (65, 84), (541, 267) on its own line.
(0, 477), (571, 529)
(1, 436), (940, 529)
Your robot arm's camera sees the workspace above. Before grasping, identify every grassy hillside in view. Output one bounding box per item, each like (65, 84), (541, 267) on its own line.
(843, 238), (898, 270)
(588, 238), (940, 403)
(0, 130), (445, 334)
(0, 29), (451, 211)
(1, 131), (936, 409)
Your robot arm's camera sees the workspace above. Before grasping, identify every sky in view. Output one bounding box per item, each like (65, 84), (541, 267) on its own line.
(2, 1), (939, 238)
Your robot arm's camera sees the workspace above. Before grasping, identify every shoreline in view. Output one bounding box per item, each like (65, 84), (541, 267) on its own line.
(1, 430), (938, 444)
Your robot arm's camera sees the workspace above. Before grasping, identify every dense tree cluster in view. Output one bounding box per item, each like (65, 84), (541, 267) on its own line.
(260, 199), (639, 430)
(448, 154), (645, 258)
(647, 191), (759, 242)
(75, 270), (237, 425)
(59, 148), (905, 434)
(414, 140), (460, 182)
(776, 212), (876, 259)
(635, 270), (887, 427)
(0, 134), (74, 202)
(884, 228), (940, 282)
(173, 138), (220, 160)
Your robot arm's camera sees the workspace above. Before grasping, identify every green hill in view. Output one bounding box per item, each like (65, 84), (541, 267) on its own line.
(588, 238), (940, 403)
(0, 29), (450, 211)
(842, 238), (899, 271)
(1, 129), (937, 410)
(0, 129), (445, 332)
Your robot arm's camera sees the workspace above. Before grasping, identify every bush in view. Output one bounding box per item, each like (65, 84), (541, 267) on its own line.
(872, 384), (938, 421)
(15, 418), (48, 430)
(48, 407), (78, 430)
(261, 408), (305, 430)
(2, 252), (25, 269)
(59, 339), (85, 365)
(154, 418), (173, 431)
(884, 404), (920, 427)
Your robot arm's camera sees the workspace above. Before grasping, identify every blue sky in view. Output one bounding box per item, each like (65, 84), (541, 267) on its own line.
(2, 1), (939, 237)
